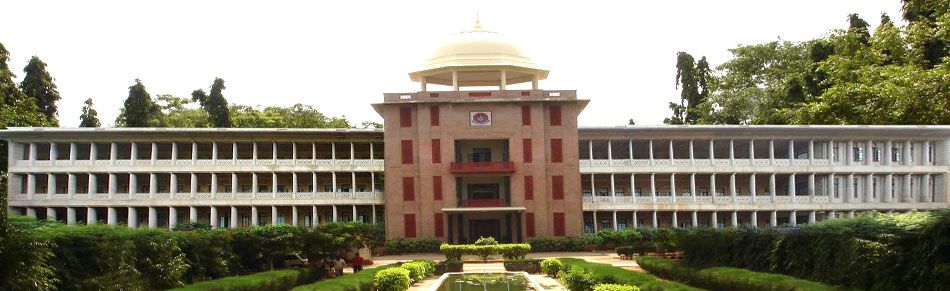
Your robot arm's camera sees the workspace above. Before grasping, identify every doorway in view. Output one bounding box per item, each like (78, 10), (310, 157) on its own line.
(469, 219), (500, 242)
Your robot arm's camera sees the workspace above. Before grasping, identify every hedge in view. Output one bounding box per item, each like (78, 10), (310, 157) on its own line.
(528, 236), (585, 252)
(637, 256), (838, 291)
(373, 268), (411, 291)
(383, 238), (442, 254)
(439, 243), (531, 261)
(558, 258), (700, 291)
(594, 283), (641, 291)
(169, 267), (322, 291)
(503, 259), (542, 273)
(292, 263), (401, 291)
(677, 210), (950, 290)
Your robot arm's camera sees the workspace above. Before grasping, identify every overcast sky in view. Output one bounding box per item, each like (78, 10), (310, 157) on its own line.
(1, 0), (904, 127)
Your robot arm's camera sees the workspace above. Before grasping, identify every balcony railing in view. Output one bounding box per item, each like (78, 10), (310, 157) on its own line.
(450, 161), (515, 174)
(459, 199), (507, 207)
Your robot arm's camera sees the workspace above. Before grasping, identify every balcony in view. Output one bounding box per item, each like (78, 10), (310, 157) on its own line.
(450, 161), (515, 174)
(459, 198), (508, 208)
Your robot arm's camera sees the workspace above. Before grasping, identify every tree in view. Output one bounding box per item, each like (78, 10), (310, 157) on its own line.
(117, 79), (160, 127)
(192, 78), (232, 127)
(230, 104), (351, 128)
(665, 52), (700, 125)
(79, 98), (101, 127)
(847, 13), (871, 45)
(360, 121), (383, 129)
(19, 56), (61, 125)
(902, 0), (949, 68)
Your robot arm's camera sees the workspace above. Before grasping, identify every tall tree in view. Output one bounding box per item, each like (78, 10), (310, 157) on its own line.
(847, 13), (871, 45)
(902, 0), (948, 68)
(118, 79), (160, 127)
(19, 56), (61, 125)
(665, 52), (711, 124)
(79, 98), (101, 127)
(192, 78), (232, 127)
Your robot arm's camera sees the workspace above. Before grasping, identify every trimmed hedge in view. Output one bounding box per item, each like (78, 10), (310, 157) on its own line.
(373, 268), (411, 291)
(677, 210), (950, 290)
(540, 258), (564, 278)
(503, 259), (542, 273)
(383, 238), (442, 254)
(558, 258), (700, 291)
(594, 283), (641, 291)
(169, 267), (322, 291)
(292, 263), (401, 291)
(528, 236), (585, 252)
(637, 256), (838, 291)
(439, 243), (531, 261)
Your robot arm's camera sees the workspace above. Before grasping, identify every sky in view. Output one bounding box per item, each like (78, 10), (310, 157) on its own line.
(0, 0), (904, 127)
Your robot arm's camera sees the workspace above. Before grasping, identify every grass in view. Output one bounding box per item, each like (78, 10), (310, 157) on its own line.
(169, 267), (321, 291)
(291, 263), (401, 291)
(636, 256), (844, 291)
(558, 258), (703, 291)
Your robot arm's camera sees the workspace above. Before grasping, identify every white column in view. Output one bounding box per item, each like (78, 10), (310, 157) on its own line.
(788, 140), (795, 160)
(191, 142), (198, 161)
(369, 142), (373, 160)
(351, 172), (357, 196)
(710, 174), (717, 196)
(252, 142), (258, 161)
(749, 139), (756, 161)
(632, 211), (638, 227)
(789, 211), (798, 226)
(609, 174), (616, 198)
(272, 172), (278, 198)
(169, 207), (178, 229)
(371, 205), (377, 224)
(171, 142), (178, 162)
(903, 174), (912, 202)
(751, 211), (758, 228)
(251, 206), (259, 226)
(170, 173), (178, 198)
(847, 140), (854, 165)
(292, 206), (299, 226)
(650, 174), (656, 202)
(66, 207), (76, 225)
(332, 172), (338, 193)
(592, 211), (598, 232)
(352, 205), (357, 222)
(884, 174), (893, 202)
(829, 173), (836, 199)
(671, 211), (678, 228)
(69, 143), (77, 164)
(749, 174), (757, 201)
(729, 173), (737, 200)
(149, 173), (157, 194)
(729, 139), (735, 163)
(884, 140), (892, 165)
(499, 70), (507, 90)
(190, 173), (198, 194)
(87, 173), (96, 195)
(923, 174), (932, 202)
(128, 207), (138, 228)
(669, 173), (676, 202)
(189, 206), (198, 223)
(607, 140), (613, 164)
(709, 140), (715, 161)
(731, 211), (738, 227)
(151, 142), (158, 164)
(211, 142), (218, 163)
(587, 140), (593, 162)
(332, 205), (338, 222)
(691, 211), (698, 227)
(668, 140), (674, 163)
(146, 207), (159, 228)
(711, 211), (718, 228)
(690, 173), (697, 202)
(809, 140), (815, 163)
(808, 174), (816, 200)
(769, 139), (775, 164)
(648, 139), (654, 163)
(312, 205), (319, 226)
(651, 211), (658, 228)
(331, 142), (336, 160)
(292, 142), (297, 163)
(612, 211), (618, 230)
(865, 174), (874, 202)
(770, 211), (777, 227)
(89, 143), (97, 161)
(252, 173), (259, 195)
(847, 173), (855, 202)
(292, 172), (299, 195)
(230, 206), (238, 228)
(808, 211), (816, 224)
(789, 174), (797, 197)
(67, 173), (76, 196)
(769, 174), (776, 199)
(86, 207), (96, 224)
(47, 173), (55, 195)
(107, 207), (117, 225)
(233, 142), (238, 162)
(50, 142), (58, 161)
(272, 142), (277, 162)
(210, 206), (218, 228)
(29, 142), (37, 161)
(689, 140), (695, 164)
(231, 173), (238, 194)
(271, 205), (278, 225)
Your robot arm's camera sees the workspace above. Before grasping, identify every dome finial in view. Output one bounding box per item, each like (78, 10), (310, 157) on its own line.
(474, 12), (481, 29)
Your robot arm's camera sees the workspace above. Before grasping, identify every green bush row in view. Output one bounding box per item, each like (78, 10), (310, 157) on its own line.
(677, 210), (950, 290)
(594, 283), (641, 291)
(0, 217), (383, 290)
(170, 267), (322, 291)
(528, 236), (586, 252)
(373, 260), (435, 291)
(292, 263), (401, 291)
(503, 259), (542, 273)
(637, 256), (838, 291)
(383, 238), (442, 254)
(557, 258), (700, 291)
(439, 243), (530, 261)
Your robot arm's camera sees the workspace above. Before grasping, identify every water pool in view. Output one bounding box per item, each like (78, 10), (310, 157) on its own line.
(431, 272), (545, 291)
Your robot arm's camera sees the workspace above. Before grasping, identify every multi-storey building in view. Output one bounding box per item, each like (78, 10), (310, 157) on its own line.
(3, 23), (949, 243)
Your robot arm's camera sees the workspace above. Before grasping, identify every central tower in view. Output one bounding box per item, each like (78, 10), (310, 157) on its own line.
(374, 21), (587, 242)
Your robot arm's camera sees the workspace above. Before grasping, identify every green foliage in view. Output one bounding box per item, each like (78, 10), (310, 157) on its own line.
(78, 97), (101, 127)
(637, 256), (837, 291)
(230, 104), (352, 128)
(118, 79), (161, 127)
(0, 227), (56, 290)
(434, 259), (463, 274)
(474, 236), (499, 245)
(384, 237), (442, 254)
(192, 78), (233, 127)
(558, 258), (700, 291)
(170, 267), (322, 291)
(498, 243), (531, 259)
(174, 222), (214, 231)
(528, 236), (585, 252)
(19, 56), (60, 125)
(558, 266), (599, 291)
(174, 229), (235, 283)
(676, 211), (950, 290)
(594, 283), (641, 291)
(399, 260), (435, 282)
(665, 52), (710, 125)
(373, 267), (411, 291)
(540, 258), (564, 277)
(503, 259), (542, 273)
(439, 243), (466, 260)
(292, 263), (400, 291)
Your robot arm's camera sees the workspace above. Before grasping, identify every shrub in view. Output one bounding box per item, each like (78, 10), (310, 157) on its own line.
(558, 258), (699, 291)
(616, 246), (635, 259)
(0, 226), (56, 290)
(630, 240), (656, 256)
(170, 267), (322, 291)
(399, 260), (435, 282)
(594, 283), (641, 291)
(440, 244), (465, 260)
(292, 263), (400, 291)
(499, 243), (531, 259)
(637, 256), (837, 291)
(374, 268), (411, 291)
(558, 266), (598, 291)
(474, 236), (499, 245)
(434, 260), (463, 274)
(529, 236), (585, 252)
(540, 258), (564, 278)
(384, 238), (442, 254)
(472, 245), (497, 262)
(174, 229), (234, 283)
(503, 259), (542, 273)
(173, 222), (213, 231)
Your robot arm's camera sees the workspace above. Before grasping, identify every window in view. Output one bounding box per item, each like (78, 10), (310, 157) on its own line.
(872, 147), (881, 162)
(431, 139), (441, 163)
(598, 188), (609, 196)
(404, 214), (416, 237)
(872, 179), (878, 198)
(471, 148), (491, 162)
(892, 147), (902, 162)
(525, 213), (536, 237)
(430, 105), (440, 126)
(433, 176), (442, 201)
(521, 105), (531, 126)
(634, 188), (643, 196)
(699, 187), (709, 196)
(551, 139), (562, 163)
(853, 147), (863, 161)
(402, 177), (414, 201)
(522, 138), (532, 163)
(434, 213), (444, 237)
(582, 188), (592, 196)
(833, 145), (840, 162)
(552, 175), (564, 200)
(549, 105), (561, 126)
(553, 212), (565, 236)
(616, 188), (625, 196)
(401, 140), (413, 164)
(524, 176), (534, 200)
(399, 106), (412, 127)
